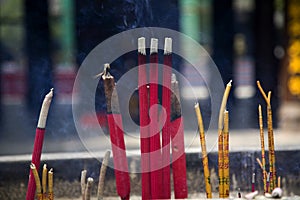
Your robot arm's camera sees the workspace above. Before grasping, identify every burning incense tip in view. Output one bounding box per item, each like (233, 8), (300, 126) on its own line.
(164, 37), (172, 55)
(94, 63), (112, 79)
(37, 88), (54, 128)
(150, 38), (158, 54)
(228, 80), (232, 86)
(138, 37), (146, 55)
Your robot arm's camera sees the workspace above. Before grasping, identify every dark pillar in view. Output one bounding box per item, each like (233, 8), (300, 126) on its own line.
(255, 0), (278, 127)
(24, 0), (53, 115)
(212, 0), (234, 84)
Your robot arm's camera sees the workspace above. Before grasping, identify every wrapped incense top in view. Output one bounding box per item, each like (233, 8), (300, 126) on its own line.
(150, 38), (158, 54)
(164, 37), (172, 55)
(138, 37), (146, 55)
(37, 88), (53, 129)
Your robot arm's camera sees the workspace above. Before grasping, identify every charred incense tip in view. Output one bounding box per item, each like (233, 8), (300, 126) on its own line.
(138, 37), (146, 55)
(164, 37), (172, 55)
(150, 38), (158, 54)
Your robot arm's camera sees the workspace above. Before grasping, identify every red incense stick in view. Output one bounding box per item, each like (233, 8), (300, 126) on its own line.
(26, 88), (53, 200)
(170, 74), (188, 198)
(101, 64), (130, 200)
(252, 172), (255, 192)
(149, 38), (163, 199)
(138, 37), (151, 200)
(162, 37), (172, 198)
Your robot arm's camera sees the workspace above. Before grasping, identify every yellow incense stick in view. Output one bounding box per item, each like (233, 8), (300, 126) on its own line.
(257, 81), (276, 191)
(48, 168), (54, 200)
(195, 102), (212, 198)
(42, 164), (47, 198)
(30, 163), (43, 200)
(223, 110), (230, 198)
(218, 80), (232, 198)
(258, 105), (267, 193)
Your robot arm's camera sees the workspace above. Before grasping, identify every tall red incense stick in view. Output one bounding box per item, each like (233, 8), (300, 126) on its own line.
(149, 38), (163, 199)
(101, 64), (130, 200)
(138, 37), (151, 199)
(170, 74), (188, 198)
(26, 88), (53, 200)
(162, 37), (172, 198)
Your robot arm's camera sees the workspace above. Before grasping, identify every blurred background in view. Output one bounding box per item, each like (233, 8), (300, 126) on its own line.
(0, 0), (299, 155)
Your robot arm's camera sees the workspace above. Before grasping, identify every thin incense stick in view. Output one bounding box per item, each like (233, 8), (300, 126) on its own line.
(149, 38), (162, 199)
(42, 164), (47, 199)
(258, 105), (267, 193)
(81, 170), (87, 200)
(101, 64), (130, 200)
(218, 80), (232, 198)
(97, 151), (111, 200)
(170, 74), (188, 199)
(48, 168), (53, 200)
(195, 102), (212, 198)
(223, 110), (230, 198)
(252, 173), (256, 192)
(26, 88), (53, 200)
(30, 163), (43, 200)
(162, 37), (172, 199)
(84, 177), (94, 200)
(257, 81), (276, 191)
(138, 37), (151, 200)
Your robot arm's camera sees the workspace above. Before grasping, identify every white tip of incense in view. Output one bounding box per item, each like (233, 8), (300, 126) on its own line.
(87, 177), (94, 183)
(245, 190), (258, 200)
(150, 38), (158, 54)
(194, 102), (199, 108)
(46, 88), (54, 99)
(164, 37), (172, 55)
(252, 173), (255, 183)
(171, 73), (177, 83)
(43, 163), (47, 169)
(224, 110), (228, 114)
(104, 63), (110, 70)
(30, 163), (36, 169)
(138, 37), (146, 55)
(227, 80), (232, 86)
(272, 188), (283, 198)
(49, 168), (53, 173)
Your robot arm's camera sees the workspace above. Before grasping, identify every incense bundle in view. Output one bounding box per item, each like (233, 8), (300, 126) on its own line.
(26, 88), (54, 200)
(257, 81), (276, 190)
(97, 151), (111, 200)
(161, 37), (172, 199)
(218, 80), (232, 198)
(170, 74), (188, 199)
(223, 110), (230, 197)
(194, 102), (212, 198)
(258, 105), (267, 193)
(138, 37), (151, 199)
(30, 163), (54, 200)
(149, 38), (163, 199)
(101, 64), (130, 200)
